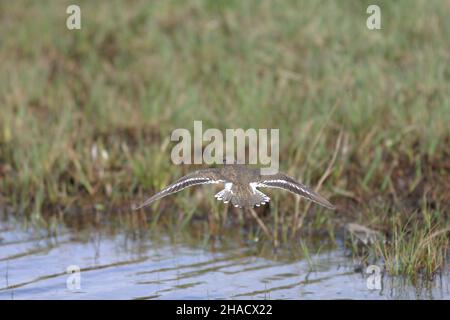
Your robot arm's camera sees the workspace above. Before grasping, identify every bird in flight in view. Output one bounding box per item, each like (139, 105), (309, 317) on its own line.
(134, 164), (334, 210)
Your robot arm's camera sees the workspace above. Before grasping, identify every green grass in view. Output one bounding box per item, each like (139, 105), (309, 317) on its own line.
(374, 208), (449, 278)
(0, 0), (449, 278)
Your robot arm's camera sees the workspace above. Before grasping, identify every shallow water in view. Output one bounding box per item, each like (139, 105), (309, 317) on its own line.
(0, 217), (448, 300)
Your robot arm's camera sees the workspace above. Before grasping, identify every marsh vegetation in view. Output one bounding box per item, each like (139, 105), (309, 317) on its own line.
(0, 0), (449, 291)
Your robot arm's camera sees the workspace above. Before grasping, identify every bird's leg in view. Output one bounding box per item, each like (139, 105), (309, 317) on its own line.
(248, 208), (274, 243)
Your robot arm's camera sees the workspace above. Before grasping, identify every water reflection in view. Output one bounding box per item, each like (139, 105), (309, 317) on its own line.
(0, 215), (448, 300)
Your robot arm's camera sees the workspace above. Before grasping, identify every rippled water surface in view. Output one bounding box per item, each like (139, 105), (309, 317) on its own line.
(0, 217), (448, 300)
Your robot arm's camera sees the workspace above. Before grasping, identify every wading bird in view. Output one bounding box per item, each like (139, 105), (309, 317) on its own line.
(134, 164), (334, 210)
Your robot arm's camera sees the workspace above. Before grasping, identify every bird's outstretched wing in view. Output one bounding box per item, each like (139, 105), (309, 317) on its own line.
(256, 172), (335, 210)
(133, 169), (225, 210)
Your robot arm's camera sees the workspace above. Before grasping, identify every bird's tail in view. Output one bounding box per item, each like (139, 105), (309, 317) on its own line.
(214, 188), (234, 204)
(215, 187), (270, 208)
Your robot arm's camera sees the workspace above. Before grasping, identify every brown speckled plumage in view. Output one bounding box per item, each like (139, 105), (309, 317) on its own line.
(134, 164), (334, 210)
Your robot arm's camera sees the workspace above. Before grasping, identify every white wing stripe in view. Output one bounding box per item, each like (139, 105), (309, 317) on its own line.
(258, 179), (313, 197)
(165, 178), (223, 191)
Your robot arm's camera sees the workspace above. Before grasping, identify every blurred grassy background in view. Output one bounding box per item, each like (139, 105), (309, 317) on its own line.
(0, 0), (448, 250)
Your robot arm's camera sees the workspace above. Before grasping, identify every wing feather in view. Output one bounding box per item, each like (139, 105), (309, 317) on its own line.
(134, 169), (224, 210)
(257, 173), (335, 210)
